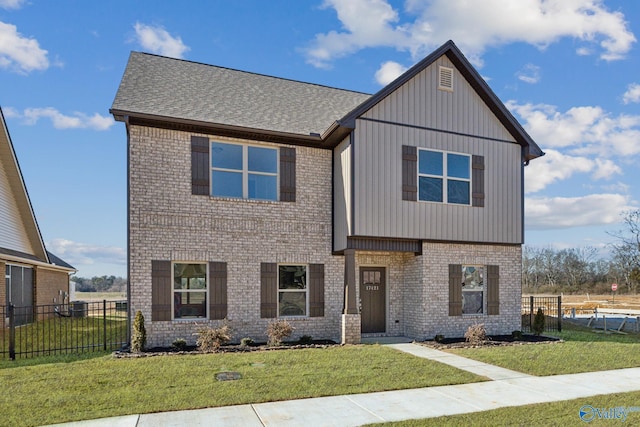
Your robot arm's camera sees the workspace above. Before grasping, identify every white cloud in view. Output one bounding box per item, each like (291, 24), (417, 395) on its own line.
(525, 193), (632, 230)
(133, 22), (189, 59)
(516, 64), (541, 84)
(11, 107), (115, 131)
(374, 61), (408, 85)
(306, 0), (635, 68)
(508, 101), (640, 157)
(525, 149), (593, 193)
(0, 0), (26, 9)
(622, 83), (640, 104)
(47, 239), (126, 267)
(0, 21), (49, 73)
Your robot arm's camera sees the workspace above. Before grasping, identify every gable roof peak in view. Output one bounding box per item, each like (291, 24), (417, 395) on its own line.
(340, 39), (543, 160)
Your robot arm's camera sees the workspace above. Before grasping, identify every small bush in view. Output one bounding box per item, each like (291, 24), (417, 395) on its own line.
(532, 307), (546, 336)
(196, 324), (231, 352)
(298, 335), (313, 345)
(240, 337), (254, 347)
(434, 334), (445, 343)
(511, 330), (523, 340)
(171, 338), (187, 351)
(266, 319), (294, 346)
(131, 310), (146, 352)
(464, 323), (487, 346)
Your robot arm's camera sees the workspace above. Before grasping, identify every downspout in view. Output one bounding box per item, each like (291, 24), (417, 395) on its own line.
(125, 115), (132, 349)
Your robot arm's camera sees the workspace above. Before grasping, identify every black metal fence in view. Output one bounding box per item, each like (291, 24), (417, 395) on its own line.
(522, 295), (562, 332)
(1, 300), (128, 360)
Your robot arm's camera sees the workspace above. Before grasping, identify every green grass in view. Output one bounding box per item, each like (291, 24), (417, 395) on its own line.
(0, 344), (482, 426)
(1, 316), (127, 358)
(447, 321), (640, 376)
(372, 391), (640, 426)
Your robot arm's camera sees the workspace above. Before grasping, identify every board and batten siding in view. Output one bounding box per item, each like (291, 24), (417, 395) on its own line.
(361, 55), (515, 142)
(348, 53), (524, 245)
(333, 136), (352, 251)
(352, 119), (522, 244)
(0, 160), (34, 255)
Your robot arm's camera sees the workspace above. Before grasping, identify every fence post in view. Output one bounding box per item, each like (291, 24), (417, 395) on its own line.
(529, 295), (534, 332)
(557, 295), (562, 332)
(8, 304), (15, 360)
(103, 300), (107, 351)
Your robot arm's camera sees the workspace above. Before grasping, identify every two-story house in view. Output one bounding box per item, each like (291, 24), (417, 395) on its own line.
(1, 107), (75, 326)
(111, 40), (543, 347)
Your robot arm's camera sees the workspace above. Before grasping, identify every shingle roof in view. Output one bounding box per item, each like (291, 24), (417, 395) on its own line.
(111, 52), (371, 137)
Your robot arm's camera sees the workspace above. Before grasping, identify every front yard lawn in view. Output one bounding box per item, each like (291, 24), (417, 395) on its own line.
(373, 390), (640, 426)
(0, 344), (482, 426)
(448, 321), (640, 375)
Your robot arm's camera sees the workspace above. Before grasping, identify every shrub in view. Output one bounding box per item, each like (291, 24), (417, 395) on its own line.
(171, 338), (187, 351)
(298, 335), (313, 345)
(240, 337), (254, 347)
(464, 323), (487, 346)
(511, 330), (523, 340)
(434, 334), (445, 343)
(266, 319), (294, 346)
(532, 307), (546, 336)
(131, 310), (146, 352)
(196, 323), (231, 352)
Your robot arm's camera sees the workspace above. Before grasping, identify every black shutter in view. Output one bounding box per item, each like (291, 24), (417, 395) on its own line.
(309, 264), (325, 317)
(209, 262), (227, 319)
(472, 155), (485, 207)
(402, 145), (417, 201)
(280, 147), (296, 202)
(260, 263), (277, 318)
(191, 136), (209, 195)
(449, 264), (462, 316)
(487, 265), (499, 315)
(151, 260), (172, 321)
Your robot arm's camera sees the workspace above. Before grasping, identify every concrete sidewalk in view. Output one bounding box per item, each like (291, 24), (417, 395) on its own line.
(49, 344), (640, 427)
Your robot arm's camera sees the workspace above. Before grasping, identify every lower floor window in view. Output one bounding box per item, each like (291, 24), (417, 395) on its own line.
(174, 263), (207, 319)
(278, 265), (307, 316)
(462, 265), (484, 314)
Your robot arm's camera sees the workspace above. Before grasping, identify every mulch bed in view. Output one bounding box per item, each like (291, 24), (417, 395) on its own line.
(113, 340), (338, 358)
(419, 334), (562, 350)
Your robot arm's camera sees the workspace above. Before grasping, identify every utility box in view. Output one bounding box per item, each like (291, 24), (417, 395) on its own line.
(71, 301), (88, 318)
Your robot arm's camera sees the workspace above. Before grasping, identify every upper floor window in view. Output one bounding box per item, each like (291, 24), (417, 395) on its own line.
(211, 142), (278, 200)
(418, 149), (470, 205)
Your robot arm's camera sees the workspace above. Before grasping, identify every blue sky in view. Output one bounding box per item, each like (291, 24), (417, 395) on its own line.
(2, 0), (640, 277)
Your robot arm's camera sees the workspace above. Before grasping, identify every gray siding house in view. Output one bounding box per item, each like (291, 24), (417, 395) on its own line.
(111, 41), (543, 347)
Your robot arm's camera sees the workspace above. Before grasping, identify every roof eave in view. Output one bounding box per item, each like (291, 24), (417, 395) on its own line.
(110, 109), (331, 148)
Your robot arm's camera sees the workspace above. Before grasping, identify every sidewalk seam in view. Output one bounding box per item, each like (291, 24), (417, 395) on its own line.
(250, 404), (267, 426)
(344, 395), (387, 423)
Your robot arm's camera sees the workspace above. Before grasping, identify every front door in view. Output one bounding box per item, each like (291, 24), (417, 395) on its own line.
(360, 267), (386, 333)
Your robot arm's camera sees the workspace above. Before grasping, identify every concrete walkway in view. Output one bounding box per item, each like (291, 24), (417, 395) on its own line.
(49, 344), (640, 427)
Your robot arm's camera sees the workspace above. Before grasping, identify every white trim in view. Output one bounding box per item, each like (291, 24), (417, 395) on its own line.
(210, 140), (279, 201)
(277, 263), (309, 318)
(417, 148), (471, 205)
(171, 261), (209, 321)
(0, 254), (75, 273)
(461, 264), (486, 315)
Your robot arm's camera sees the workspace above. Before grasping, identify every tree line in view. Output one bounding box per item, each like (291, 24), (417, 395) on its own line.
(71, 275), (126, 293)
(523, 210), (640, 294)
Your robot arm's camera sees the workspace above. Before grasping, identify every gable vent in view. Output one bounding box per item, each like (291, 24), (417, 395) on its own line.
(438, 66), (454, 92)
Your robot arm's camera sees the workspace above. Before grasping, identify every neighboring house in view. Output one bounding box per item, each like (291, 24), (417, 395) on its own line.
(111, 40), (543, 347)
(0, 107), (75, 325)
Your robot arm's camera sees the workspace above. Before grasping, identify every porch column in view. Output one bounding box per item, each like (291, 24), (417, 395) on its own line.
(342, 249), (360, 344)
(344, 249), (357, 314)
